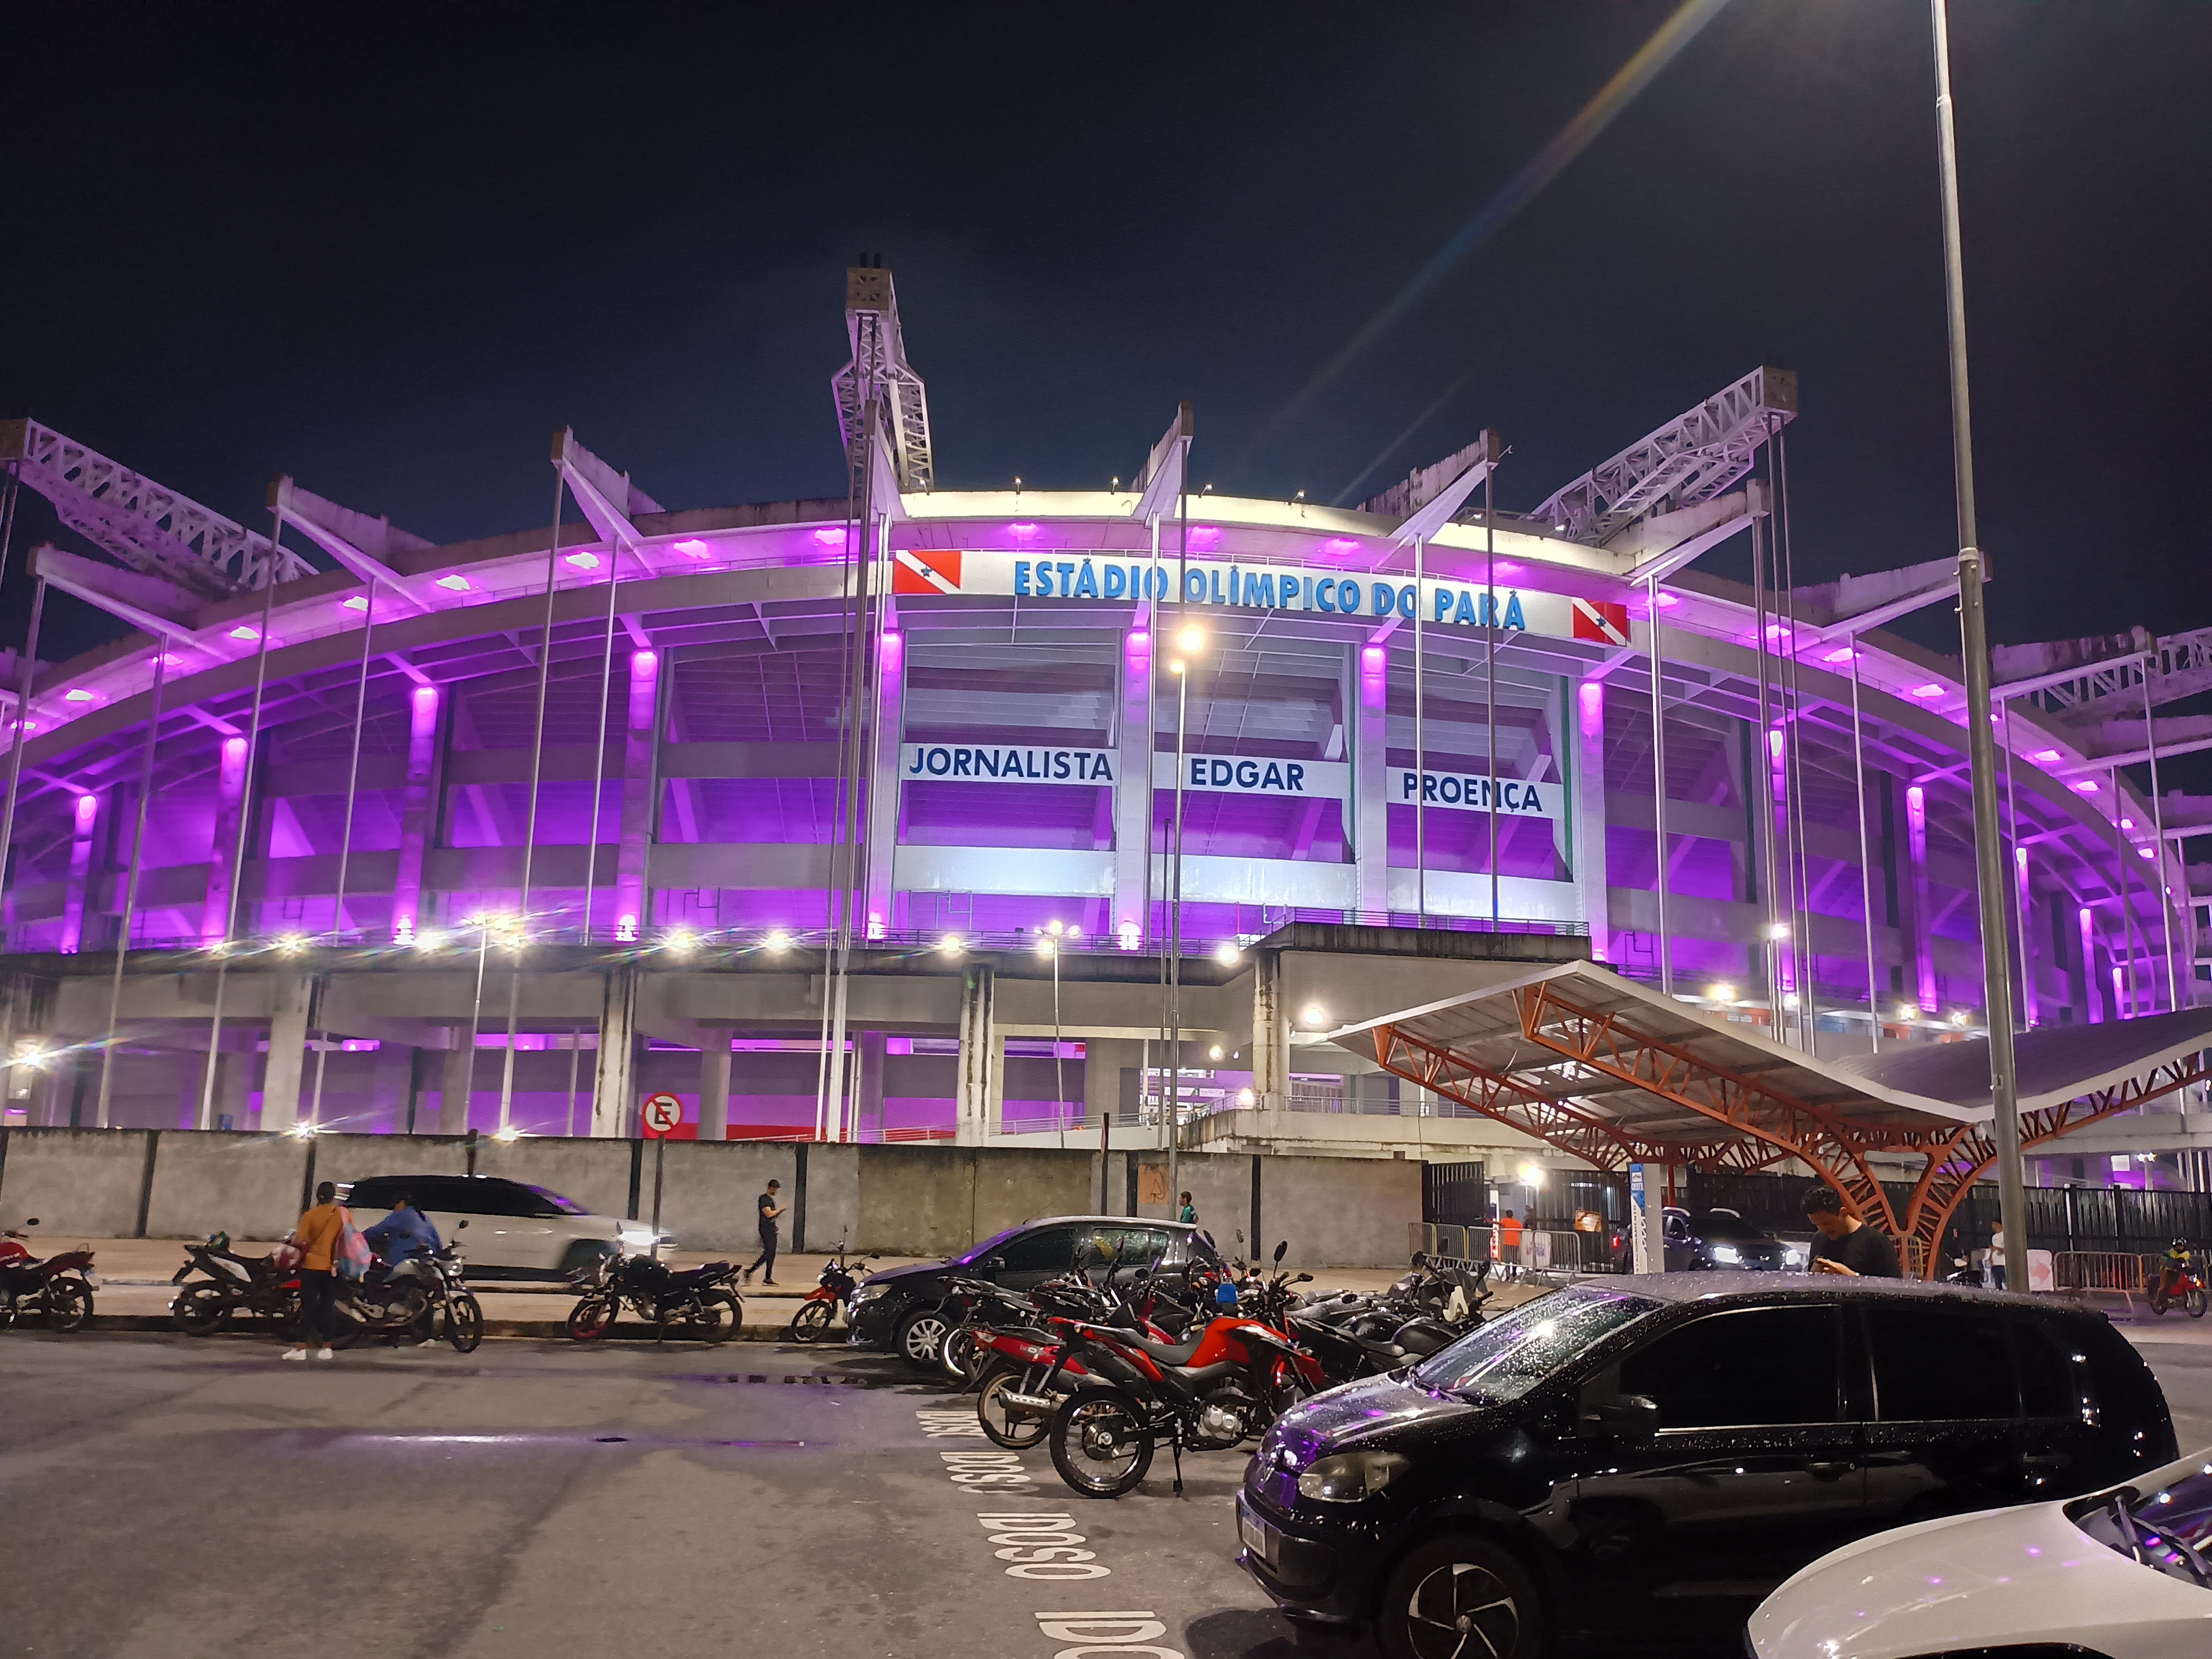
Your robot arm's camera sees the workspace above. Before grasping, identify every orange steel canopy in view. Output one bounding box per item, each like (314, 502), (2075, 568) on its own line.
(1331, 962), (2212, 1276)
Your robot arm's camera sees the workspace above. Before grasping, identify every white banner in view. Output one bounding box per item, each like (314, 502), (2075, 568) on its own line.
(1151, 753), (1347, 799)
(901, 743), (1117, 785)
(890, 547), (1637, 650)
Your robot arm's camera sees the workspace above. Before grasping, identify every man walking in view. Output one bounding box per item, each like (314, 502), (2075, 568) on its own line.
(1803, 1185), (1901, 1277)
(282, 1179), (346, 1361)
(744, 1179), (786, 1285)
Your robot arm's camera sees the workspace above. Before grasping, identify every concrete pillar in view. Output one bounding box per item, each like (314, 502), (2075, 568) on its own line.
(955, 964), (998, 1146)
(698, 1033), (731, 1142)
(439, 1039), (474, 1134)
(1250, 948), (1288, 1108)
(1904, 782), (1936, 1013)
(863, 619), (904, 937)
(590, 964), (639, 1135)
(1353, 643), (1388, 916)
(201, 737), (249, 946)
(390, 685), (442, 945)
(855, 1028), (886, 1140)
(1573, 679), (1611, 963)
(57, 792), (101, 955)
(612, 650), (660, 942)
(259, 972), (314, 1133)
(369, 1040), (413, 1133)
(1113, 626), (1154, 943)
(215, 1044), (250, 1133)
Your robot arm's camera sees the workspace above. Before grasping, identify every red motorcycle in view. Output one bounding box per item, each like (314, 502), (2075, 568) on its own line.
(969, 1273), (1184, 1448)
(1041, 1243), (1325, 1497)
(0, 1220), (99, 1333)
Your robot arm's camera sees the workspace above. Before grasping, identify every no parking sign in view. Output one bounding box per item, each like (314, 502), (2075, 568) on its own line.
(641, 1093), (683, 1136)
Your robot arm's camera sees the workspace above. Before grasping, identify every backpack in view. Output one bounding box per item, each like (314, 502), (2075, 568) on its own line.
(332, 1209), (373, 1282)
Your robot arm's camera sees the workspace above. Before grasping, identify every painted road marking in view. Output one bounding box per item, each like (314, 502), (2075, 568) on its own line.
(1034, 1611), (1183, 1658)
(916, 1406), (987, 1437)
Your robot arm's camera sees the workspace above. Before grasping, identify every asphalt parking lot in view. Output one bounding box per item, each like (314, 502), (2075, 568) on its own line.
(7, 1329), (2209, 1659)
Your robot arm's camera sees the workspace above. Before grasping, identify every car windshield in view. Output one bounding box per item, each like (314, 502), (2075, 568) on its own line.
(2069, 1458), (2212, 1587)
(1411, 1285), (1661, 1405)
(520, 1184), (587, 1216)
(1689, 1212), (1771, 1243)
(954, 1227), (1025, 1266)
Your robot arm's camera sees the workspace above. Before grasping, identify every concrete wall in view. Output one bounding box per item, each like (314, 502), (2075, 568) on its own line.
(0, 1127), (1422, 1265)
(141, 1131), (311, 1241)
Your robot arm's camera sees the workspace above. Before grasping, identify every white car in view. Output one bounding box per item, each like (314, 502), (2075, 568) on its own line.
(343, 1174), (660, 1279)
(1749, 1446), (2212, 1658)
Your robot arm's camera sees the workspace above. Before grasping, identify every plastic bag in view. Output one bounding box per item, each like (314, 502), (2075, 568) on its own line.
(272, 1239), (304, 1272)
(333, 1211), (372, 1282)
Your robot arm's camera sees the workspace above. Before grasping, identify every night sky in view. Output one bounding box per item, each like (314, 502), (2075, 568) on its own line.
(3, 2), (2207, 674)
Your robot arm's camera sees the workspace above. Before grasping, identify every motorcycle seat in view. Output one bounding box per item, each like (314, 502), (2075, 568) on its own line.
(1085, 1325), (1205, 1367)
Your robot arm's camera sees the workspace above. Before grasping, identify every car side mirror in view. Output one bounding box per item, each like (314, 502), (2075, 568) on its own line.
(986, 1256), (1006, 1271)
(1591, 1395), (1660, 1439)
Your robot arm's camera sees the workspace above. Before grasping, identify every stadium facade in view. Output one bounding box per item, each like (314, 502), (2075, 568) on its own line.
(0, 269), (2204, 1189)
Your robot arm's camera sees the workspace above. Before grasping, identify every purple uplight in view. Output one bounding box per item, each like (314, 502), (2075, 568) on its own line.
(343, 595), (370, 611)
(2139, 845), (2156, 859)
(1578, 680), (1603, 721)
(2073, 779), (2099, 793)
(1186, 526), (1222, 549)
(565, 551), (601, 569)
(632, 648), (659, 675)
(436, 574), (471, 591)
(1127, 630), (1150, 651)
(674, 538), (713, 557)
(2030, 748), (2061, 762)
(879, 630), (903, 667)
(63, 689), (96, 703)
(1654, 591), (1680, 608)
(1322, 537), (1360, 556)
(2121, 816), (2134, 829)
(1009, 522), (1039, 537)
(1823, 647), (1855, 664)
(1361, 645), (1385, 672)
(810, 527), (846, 548)
(1911, 683), (1945, 698)
(1494, 560), (1520, 575)
(229, 626), (259, 641)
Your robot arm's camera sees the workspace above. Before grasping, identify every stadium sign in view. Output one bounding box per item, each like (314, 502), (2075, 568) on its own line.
(891, 548), (1635, 647)
(1395, 769), (1557, 819)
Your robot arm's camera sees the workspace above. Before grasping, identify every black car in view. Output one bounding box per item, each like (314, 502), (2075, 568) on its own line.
(1662, 1206), (1802, 1272)
(1237, 1274), (2175, 1658)
(847, 1216), (1224, 1366)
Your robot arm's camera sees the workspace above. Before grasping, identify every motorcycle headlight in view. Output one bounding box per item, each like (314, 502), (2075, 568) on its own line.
(1296, 1451), (1411, 1503)
(1709, 1244), (1741, 1264)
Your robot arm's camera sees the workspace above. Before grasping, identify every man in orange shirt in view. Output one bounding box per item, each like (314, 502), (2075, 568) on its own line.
(282, 1181), (346, 1361)
(1497, 1209), (1524, 1278)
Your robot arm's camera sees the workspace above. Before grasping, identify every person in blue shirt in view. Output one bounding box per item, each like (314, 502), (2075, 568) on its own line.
(363, 1195), (445, 1345)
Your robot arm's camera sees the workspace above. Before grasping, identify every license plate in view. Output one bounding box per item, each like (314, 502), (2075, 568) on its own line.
(1238, 1503), (1274, 1564)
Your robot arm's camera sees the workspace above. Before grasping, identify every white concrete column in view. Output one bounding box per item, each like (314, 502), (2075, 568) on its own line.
(590, 965), (639, 1135)
(1352, 644), (1389, 916)
(439, 1039), (473, 1135)
(613, 652), (662, 941)
(258, 973), (314, 1132)
(955, 964), (998, 1146)
(699, 1034), (731, 1142)
(1113, 627), (1155, 941)
(1250, 948), (1287, 1108)
(1573, 679), (1612, 963)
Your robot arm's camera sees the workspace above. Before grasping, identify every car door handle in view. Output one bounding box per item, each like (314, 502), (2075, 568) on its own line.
(2019, 1453), (2069, 1469)
(1806, 1461), (1856, 1480)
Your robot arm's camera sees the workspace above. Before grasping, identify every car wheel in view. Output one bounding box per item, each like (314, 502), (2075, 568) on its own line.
(1377, 1533), (1545, 1659)
(896, 1306), (951, 1369)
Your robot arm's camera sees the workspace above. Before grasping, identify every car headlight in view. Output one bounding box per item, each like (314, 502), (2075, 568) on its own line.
(1709, 1244), (1740, 1264)
(1296, 1451), (1411, 1503)
(850, 1283), (889, 1307)
(1783, 1245), (1807, 1266)
(616, 1226), (658, 1249)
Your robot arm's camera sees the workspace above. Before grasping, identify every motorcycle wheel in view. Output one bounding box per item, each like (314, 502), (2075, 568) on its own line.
(565, 1295), (618, 1342)
(172, 1282), (232, 1335)
(445, 1293), (485, 1353)
(786, 1298), (835, 1343)
(2188, 1289), (2208, 1320)
(697, 1290), (741, 1344)
(976, 1363), (1051, 1450)
(941, 1323), (988, 1384)
(43, 1279), (93, 1333)
(329, 1311), (371, 1350)
(1049, 1389), (1154, 1499)
(2151, 1288), (2171, 1316)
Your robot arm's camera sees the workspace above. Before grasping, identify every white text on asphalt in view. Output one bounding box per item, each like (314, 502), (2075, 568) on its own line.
(916, 1407), (987, 1437)
(1033, 1611), (1184, 1659)
(976, 1513), (1109, 1580)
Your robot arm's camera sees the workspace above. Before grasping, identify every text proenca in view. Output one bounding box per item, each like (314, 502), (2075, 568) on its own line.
(1394, 769), (1554, 818)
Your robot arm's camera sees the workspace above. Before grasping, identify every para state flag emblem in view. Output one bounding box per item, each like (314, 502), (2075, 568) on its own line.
(1571, 597), (1631, 645)
(892, 547), (963, 595)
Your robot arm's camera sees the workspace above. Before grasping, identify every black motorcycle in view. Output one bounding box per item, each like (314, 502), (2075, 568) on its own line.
(565, 1251), (742, 1343)
(330, 1236), (484, 1353)
(170, 1231), (304, 1336)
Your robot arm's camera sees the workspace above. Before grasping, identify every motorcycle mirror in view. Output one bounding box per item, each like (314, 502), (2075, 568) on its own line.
(1234, 1230), (1245, 1244)
(1294, 1272), (1311, 1283)
(455, 1218), (468, 1230)
(24, 1218), (38, 1227)
(1273, 1240), (1288, 1264)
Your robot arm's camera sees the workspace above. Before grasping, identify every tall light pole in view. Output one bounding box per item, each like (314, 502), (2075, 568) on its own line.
(1166, 622), (1206, 1206)
(1931, 0), (2027, 1279)
(1036, 921), (1080, 1144)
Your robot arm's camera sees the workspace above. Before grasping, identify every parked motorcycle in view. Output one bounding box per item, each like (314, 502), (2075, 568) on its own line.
(566, 1250), (742, 1343)
(968, 1269), (1178, 1448)
(784, 1242), (879, 1342)
(0, 1220), (98, 1333)
(330, 1224), (484, 1352)
(1040, 1244), (1324, 1497)
(170, 1231), (303, 1335)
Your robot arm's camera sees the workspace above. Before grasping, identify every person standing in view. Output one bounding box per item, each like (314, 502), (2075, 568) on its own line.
(1178, 1191), (1197, 1226)
(1497, 1208), (1524, 1278)
(1988, 1222), (2007, 1291)
(744, 1179), (786, 1285)
(282, 1180), (346, 1361)
(1802, 1186), (1901, 1277)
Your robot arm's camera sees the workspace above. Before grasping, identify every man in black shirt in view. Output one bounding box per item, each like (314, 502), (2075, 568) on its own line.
(744, 1180), (786, 1285)
(1803, 1185), (1900, 1277)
